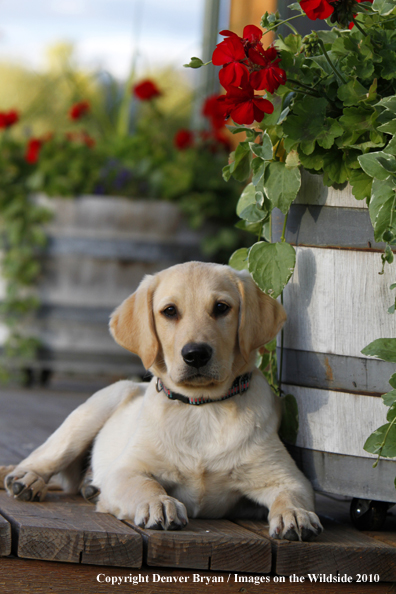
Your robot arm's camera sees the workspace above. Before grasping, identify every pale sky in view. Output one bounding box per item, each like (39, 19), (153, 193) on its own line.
(0, 0), (209, 79)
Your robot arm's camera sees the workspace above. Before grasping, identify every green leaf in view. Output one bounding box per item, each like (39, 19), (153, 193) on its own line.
(239, 204), (267, 223)
(364, 422), (396, 458)
(339, 106), (378, 145)
(383, 389), (396, 407)
(384, 136), (396, 156)
(283, 97), (328, 153)
(322, 149), (349, 185)
(275, 33), (303, 54)
(377, 155), (396, 174)
(227, 125), (255, 136)
(358, 151), (394, 180)
(251, 158), (267, 186)
(376, 96), (396, 116)
(183, 57), (204, 68)
(264, 161), (301, 214)
(389, 373), (396, 389)
(232, 142), (251, 182)
(378, 120), (396, 135)
(372, 0), (396, 15)
(235, 219), (264, 236)
(337, 80), (370, 107)
(362, 338), (396, 362)
(285, 150), (300, 168)
(349, 169), (372, 200)
(222, 164), (232, 182)
(249, 133), (273, 161)
(279, 393), (299, 445)
(236, 183), (256, 217)
(229, 248), (249, 271)
(387, 399), (396, 423)
(368, 178), (396, 242)
(248, 241), (296, 298)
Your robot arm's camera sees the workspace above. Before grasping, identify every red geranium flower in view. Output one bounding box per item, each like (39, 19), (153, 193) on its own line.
(212, 35), (249, 88)
(300, 0), (334, 20)
(174, 129), (194, 150)
(133, 80), (162, 101)
(249, 47), (287, 93)
(202, 94), (226, 130)
(69, 101), (90, 121)
(25, 138), (43, 164)
(0, 109), (19, 128)
(218, 84), (274, 125)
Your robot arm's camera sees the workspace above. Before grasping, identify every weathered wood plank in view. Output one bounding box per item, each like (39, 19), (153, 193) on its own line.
(3, 558), (395, 594)
(126, 518), (271, 573)
(288, 445), (396, 503)
(0, 514), (11, 557)
(237, 517), (396, 582)
(296, 171), (367, 208)
(285, 384), (385, 459)
(281, 246), (396, 359)
(0, 389), (87, 465)
(0, 492), (142, 567)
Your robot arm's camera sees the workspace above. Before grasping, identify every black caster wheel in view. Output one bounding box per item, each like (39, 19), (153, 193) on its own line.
(350, 498), (391, 531)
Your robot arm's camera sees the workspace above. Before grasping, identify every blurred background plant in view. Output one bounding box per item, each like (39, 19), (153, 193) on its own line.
(0, 35), (244, 378)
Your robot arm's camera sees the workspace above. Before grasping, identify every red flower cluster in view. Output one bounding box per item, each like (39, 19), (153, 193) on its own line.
(133, 79), (162, 101)
(25, 138), (43, 164)
(69, 101), (90, 121)
(0, 109), (19, 129)
(300, 0), (334, 20)
(174, 129), (194, 150)
(212, 25), (285, 125)
(173, 94), (230, 152)
(66, 131), (95, 148)
(300, 0), (373, 22)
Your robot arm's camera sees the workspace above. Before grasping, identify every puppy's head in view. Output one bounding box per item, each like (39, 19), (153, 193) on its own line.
(110, 262), (286, 396)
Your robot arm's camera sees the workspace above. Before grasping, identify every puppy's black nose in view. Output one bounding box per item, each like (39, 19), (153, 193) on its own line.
(181, 342), (213, 368)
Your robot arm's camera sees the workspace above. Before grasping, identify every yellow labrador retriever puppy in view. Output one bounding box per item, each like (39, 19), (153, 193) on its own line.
(2, 262), (322, 541)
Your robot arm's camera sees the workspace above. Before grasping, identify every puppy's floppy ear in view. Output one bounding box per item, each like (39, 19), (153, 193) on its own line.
(109, 274), (159, 369)
(236, 271), (287, 362)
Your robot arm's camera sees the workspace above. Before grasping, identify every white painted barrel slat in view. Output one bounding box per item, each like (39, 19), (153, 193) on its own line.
(282, 246), (396, 358)
(276, 172), (396, 502)
(290, 385), (386, 458)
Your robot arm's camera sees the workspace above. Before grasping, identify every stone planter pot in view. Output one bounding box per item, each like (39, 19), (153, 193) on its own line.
(17, 194), (204, 380)
(273, 173), (396, 510)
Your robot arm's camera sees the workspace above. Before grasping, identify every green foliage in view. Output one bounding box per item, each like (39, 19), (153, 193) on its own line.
(363, 338), (396, 464)
(279, 393), (299, 445)
(214, 4), (396, 455)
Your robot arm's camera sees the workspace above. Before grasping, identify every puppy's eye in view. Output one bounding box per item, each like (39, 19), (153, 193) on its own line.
(213, 302), (230, 316)
(162, 305), (178, 318)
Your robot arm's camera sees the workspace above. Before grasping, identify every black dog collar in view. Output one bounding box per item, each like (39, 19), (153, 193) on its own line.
(156, 372), (253, 405)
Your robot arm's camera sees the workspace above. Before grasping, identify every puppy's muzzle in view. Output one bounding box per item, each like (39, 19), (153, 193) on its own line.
(181, 342), (213, 368)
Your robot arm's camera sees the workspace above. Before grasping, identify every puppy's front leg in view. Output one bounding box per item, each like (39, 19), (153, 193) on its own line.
(98, 470), (188, 531)
(4, 381), (143, 502)
(242, 439), (323, 541)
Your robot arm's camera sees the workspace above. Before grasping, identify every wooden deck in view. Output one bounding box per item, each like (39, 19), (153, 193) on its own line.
(1, 388), (396, 593)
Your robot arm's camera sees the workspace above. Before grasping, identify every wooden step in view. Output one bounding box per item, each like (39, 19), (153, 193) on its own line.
(127, 518), (271, 573)
(0, 492), (142, 567)
(0, 513), (11, 557)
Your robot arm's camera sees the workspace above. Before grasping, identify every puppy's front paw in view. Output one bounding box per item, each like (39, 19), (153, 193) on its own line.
(269, 508), (323, 541)
(5, 469), (48, 502)
(135, 495), (188, 531)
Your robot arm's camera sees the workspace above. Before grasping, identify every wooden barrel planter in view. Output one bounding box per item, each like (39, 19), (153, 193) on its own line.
(273, 172), (396, 516)
(18, 194), (204, 380)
